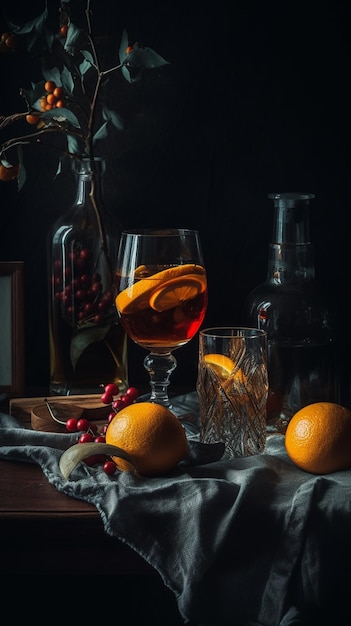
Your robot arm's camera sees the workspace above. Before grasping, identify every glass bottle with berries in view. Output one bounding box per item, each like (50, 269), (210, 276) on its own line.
(48, 156), (128, 395)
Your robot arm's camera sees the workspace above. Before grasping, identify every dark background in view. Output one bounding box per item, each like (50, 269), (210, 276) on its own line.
(0, 1), (349, 400)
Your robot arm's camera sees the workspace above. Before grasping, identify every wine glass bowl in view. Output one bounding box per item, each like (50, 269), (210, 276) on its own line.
(115, 229), (208, 408)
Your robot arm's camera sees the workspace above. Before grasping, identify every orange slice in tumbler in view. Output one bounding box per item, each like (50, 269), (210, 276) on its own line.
(204, 354), (235, 378)
(204, 354), (247, 385)
(149, 274), (206, 312)
(116, 264), (206, 315)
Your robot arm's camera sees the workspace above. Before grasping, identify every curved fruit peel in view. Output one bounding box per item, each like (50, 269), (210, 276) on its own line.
(59, 442), (134, 480)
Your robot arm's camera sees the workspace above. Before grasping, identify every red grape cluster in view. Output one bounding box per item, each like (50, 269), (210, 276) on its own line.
(62, 382), (139, 475)
(52, 247), (114, 327)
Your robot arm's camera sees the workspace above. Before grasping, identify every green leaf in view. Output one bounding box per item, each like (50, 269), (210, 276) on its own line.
(18, 165), (27, 191)
(23, 81), (46, 108)
(127, 47), (169, 70)
(138, 47), (169, 69)
(93, 122), (108, 142)
(41, 108), (81, 128)
(79, 57), (94, 77)
(63, 23), (82, 56)
(102, 108), (124, 130)
(54, 154), (82, 179)
(119, 29), (129, 64)
(93, 109), (124, 143)
(122, 47), (169, 83)
(81, 49), (95, 66)
(9, 3), (53, 54)
(9, 4), (49, 35)
(70, 324), (111, 371)
(42, 67), (62, 87)
(121, 66), (133, 83)
(67, 134), (82, 155)
(0, 158), (13, 168)
(61, 67), (75, 96)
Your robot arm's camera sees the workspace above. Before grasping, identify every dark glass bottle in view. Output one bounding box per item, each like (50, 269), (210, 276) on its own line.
(243, 192), (340, 432)
(48, 157), (128, 395)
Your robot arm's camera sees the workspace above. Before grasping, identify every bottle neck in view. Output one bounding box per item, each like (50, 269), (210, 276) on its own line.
(266, 193), (316, 284)
(269, 192), (314, 244)
(266, 243), (316, 284)
(74, 158), (102, 208)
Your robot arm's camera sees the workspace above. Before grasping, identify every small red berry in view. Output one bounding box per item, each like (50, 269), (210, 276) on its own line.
(112, 398), (125, 412)
(84, 454), (106, 466)
(84, 456), (98, 466)
(104, 383), (119, 396)
(103, 460), (117, 475)
(91, 281), (102, 294)
(120, 393), (132, 406)
(66, 418), (78, 432)
(79, 248), (90, 261)
(77, 418), (90, 432)
(94, 435), (105, 443)
(78, 432), (95, 444)
(101, 391), (113, 405)
(126, 386), (139, 402)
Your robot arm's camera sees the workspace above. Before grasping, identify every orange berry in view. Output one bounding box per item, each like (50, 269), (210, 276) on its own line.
(60, 24), (68, 37)
(46, 93), (57, 105)
(5, 34), (16, 48)
(45, 103), (53, 110)
(55, 99), (64, 108)
(44, 80), (56, 93)
(1, 32), (12, 44)
(125, 46), (133, 54)
(0, 163), (19, 182)
(285, 402), (351, 474)
(39, 97), (47, 111)
(26, 113), (40, 125)
(0, 32), (15, 51)
(53, 86), (63, 99)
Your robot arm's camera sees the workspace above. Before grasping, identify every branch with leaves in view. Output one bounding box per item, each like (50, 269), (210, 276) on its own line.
(0, 0), (168, 188)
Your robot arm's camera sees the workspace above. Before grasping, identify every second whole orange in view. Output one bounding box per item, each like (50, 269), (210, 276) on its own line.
(105, 401), (188, 476)
(285, 402), (351, 474)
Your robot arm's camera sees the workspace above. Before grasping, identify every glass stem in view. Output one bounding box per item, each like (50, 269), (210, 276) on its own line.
(143, 351), (177, 408)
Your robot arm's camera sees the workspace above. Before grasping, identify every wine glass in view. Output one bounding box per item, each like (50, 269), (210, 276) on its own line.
(115, 228), (208, 409)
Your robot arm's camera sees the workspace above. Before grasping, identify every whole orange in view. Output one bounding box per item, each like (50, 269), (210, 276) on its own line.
(105, 402), (188, 476)
(285, 402), (351, 474)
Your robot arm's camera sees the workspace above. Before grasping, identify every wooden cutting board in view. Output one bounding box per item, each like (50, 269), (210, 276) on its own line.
(10, 394), (110, 432)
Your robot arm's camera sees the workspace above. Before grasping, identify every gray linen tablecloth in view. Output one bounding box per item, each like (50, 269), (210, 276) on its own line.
(1, 392), (351, 625)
